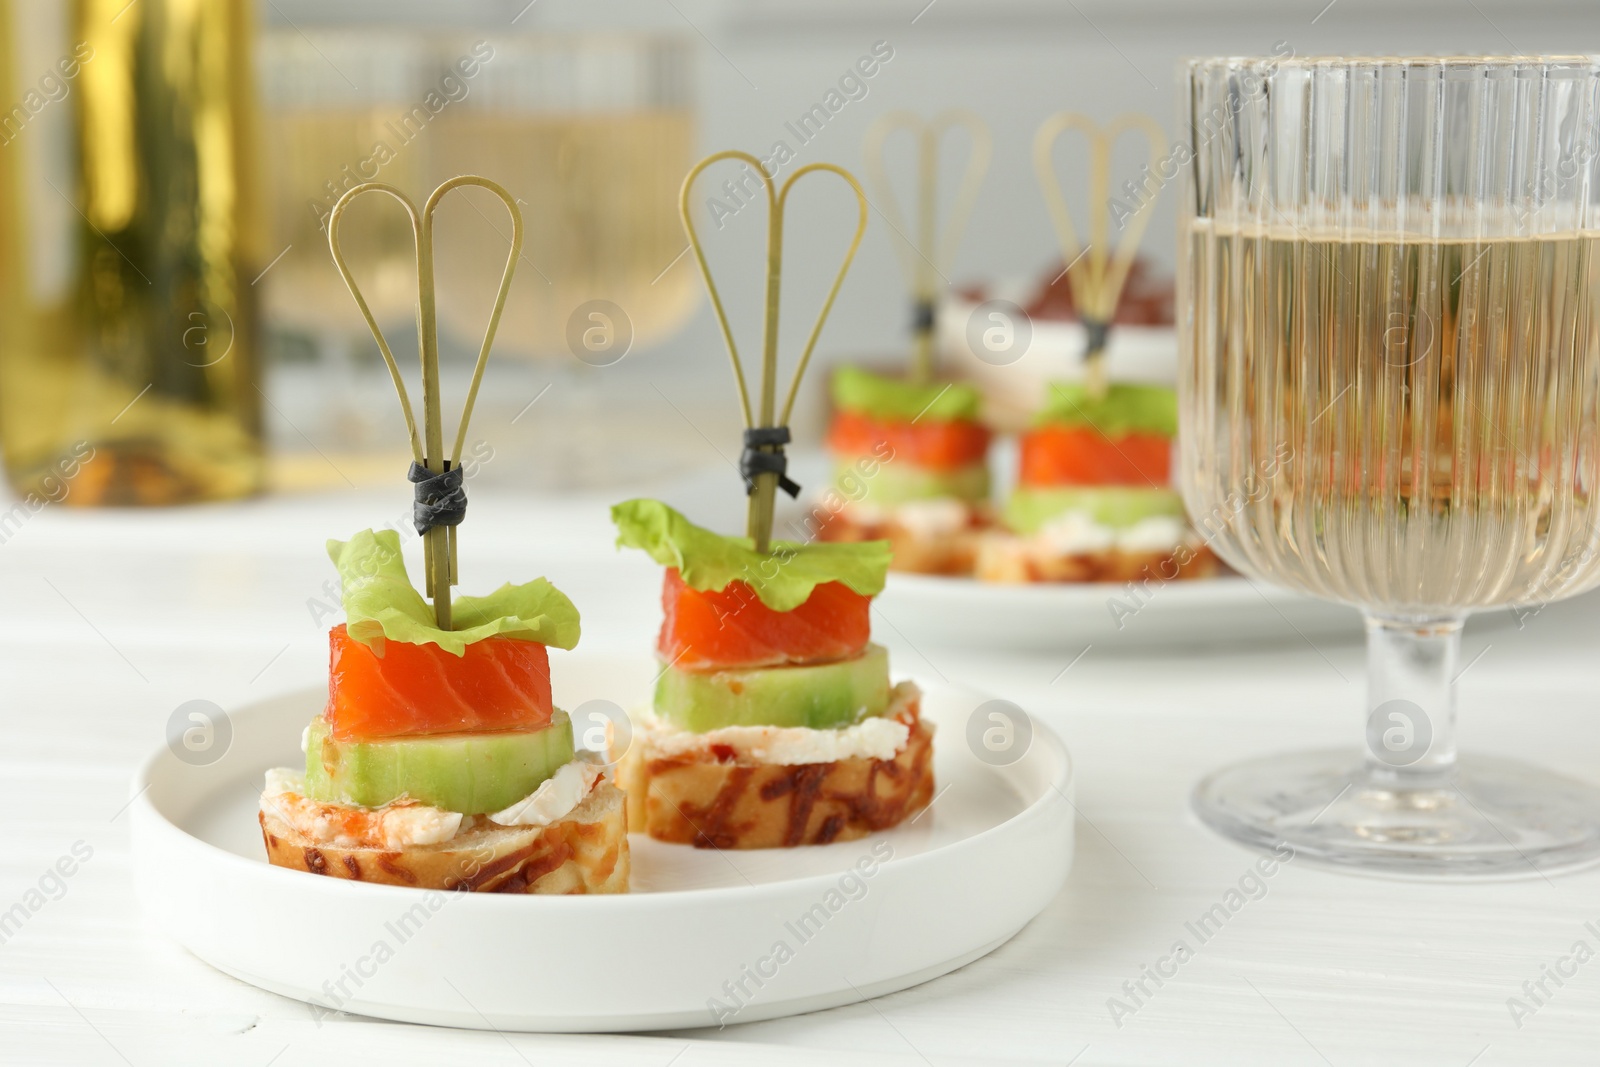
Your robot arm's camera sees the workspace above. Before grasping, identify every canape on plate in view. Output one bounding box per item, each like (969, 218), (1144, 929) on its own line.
(977, 382), (1219, 583)
(815, 366), (993, 575)
(260, 530), (629, 893)
(611, 499), (934, 849)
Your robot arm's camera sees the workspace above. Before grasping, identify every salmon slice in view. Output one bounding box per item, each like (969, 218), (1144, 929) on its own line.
(657, 568), (871, 671)
(828, 409), (991, 470)
(325, 623), (554, 741)
(1020, 426), (1172, 487)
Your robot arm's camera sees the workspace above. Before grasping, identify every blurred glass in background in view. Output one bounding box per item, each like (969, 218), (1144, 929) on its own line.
(257, 22), (696, 488)
(0, 0), (265, 505)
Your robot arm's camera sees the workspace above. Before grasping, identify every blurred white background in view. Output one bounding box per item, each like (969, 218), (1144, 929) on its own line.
(260, 0), (1600, 491)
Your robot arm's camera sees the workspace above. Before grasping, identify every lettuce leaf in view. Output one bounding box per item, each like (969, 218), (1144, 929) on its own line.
(327, 529), (580, 656)
(611, 498), (890, 612)
(831, 365), (982, 423)
(1036, 382), (1178, 437)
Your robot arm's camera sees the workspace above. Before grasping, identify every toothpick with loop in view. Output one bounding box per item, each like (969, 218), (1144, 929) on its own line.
(679, 152), (869, 554)
(864, 109), (990, 383)
(1034, 113), (1165, 399)
(327, 175), (523, 630)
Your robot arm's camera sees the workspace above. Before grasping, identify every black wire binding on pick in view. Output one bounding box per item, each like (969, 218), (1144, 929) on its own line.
(910, 298), (937, 336)
(1081, 318), (1111, 360)
(408, 461), (466, 534)
(741, 426), (801, 499)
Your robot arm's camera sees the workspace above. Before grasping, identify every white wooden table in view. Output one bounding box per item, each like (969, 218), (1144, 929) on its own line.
(4, 483), (1598, 1066)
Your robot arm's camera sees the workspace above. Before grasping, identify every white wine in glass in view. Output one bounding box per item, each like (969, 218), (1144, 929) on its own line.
(259, 33), (432, 340)
(1182, 56), (1600, 876)
(259, 32), (696, 357)
(256, 29), (697, 481)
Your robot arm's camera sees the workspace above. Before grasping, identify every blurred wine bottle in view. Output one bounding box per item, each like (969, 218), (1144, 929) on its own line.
(0, 0), (264, 505)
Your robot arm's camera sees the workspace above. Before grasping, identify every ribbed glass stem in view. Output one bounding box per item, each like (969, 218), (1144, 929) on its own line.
(1363, 614), (1462, 782)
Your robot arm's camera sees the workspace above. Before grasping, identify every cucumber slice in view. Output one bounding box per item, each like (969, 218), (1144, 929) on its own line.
(837, 461), (989, 506)
(655, 645), (891, 732)
(1005, 486), (1185, 535)
(302, 711), (574, 814)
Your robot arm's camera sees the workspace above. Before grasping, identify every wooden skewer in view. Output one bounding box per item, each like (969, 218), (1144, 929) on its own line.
(863, 110), (990, 384)
(327, 176), (524, 629)
(678, 153), (869, 553)
(1033, 112), (1165, 400)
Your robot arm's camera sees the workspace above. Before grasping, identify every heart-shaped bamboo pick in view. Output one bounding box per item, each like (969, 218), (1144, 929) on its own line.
(679, 152), (869, 554)
(1034, 113), (1165, 399)
(864, 109), (991, 383)
(326, 176), (523, 629)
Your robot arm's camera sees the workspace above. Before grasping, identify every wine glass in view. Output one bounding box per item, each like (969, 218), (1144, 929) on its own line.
(258, 27), (698, 484)
(259, 31), (431, 344)
(425, 35), (697, 360)
(1181, 55), (1600, 876)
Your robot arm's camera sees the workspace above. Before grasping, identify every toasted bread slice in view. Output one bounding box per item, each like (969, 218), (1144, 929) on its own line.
(817, 505), (988, 576)
(260, 782), (629, 893)
(614, 690), (935, 849)
(975, 532), (1222, 584)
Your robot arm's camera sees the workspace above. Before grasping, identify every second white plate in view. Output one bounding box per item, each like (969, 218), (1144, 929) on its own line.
(876, 570), (1369, 653)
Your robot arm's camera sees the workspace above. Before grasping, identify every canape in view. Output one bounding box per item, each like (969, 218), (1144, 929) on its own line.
(976, 382), (1219, 583)
(259, 530), (629, 893)
(611, 499), (934, 849)
(815, 365), (993, 575)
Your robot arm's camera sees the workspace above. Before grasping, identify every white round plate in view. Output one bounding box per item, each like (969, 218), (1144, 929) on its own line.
(130, 655), (1074, 1032)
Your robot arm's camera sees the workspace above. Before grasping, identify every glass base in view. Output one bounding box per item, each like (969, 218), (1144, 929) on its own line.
(1193, 749), (1600, 878)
